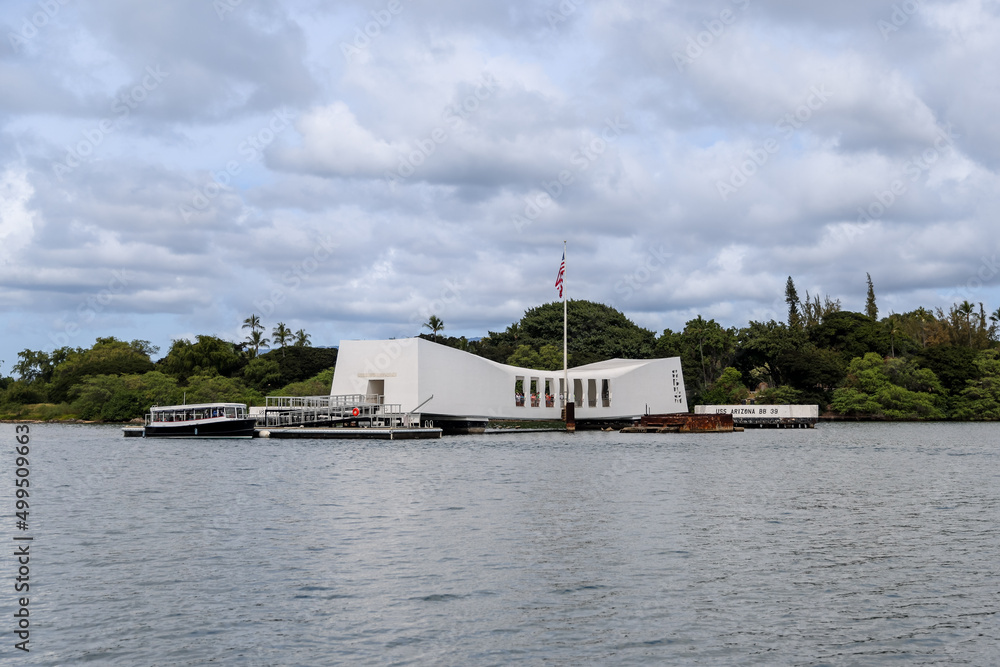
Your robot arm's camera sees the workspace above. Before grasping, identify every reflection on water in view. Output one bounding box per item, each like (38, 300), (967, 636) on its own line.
(20, 422), (1000, 665)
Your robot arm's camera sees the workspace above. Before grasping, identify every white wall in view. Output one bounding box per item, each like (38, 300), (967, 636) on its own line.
(331, 338), (688, 420)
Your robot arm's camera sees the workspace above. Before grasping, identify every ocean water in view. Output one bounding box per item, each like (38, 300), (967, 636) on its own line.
(4, 422), (999, 665)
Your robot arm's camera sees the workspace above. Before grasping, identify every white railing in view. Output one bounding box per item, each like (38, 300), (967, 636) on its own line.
(262, 394), (406, 428)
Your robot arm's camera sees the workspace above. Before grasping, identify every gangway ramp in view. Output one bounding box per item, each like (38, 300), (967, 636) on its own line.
(261, 394), (409, 428)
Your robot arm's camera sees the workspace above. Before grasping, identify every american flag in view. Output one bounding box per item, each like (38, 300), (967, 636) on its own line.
(554, 251), (565, 298)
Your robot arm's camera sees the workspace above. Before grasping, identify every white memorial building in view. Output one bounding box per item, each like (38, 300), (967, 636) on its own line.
(330, 337), (688, 429)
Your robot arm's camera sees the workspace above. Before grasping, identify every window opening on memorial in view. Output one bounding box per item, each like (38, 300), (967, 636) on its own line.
(587, 379), (597, 407)
(602, 379), (611, 407)
(573, 379), (583, 406)
(515, 376), (525, 406)
(530, 378), (540, 407)
(545, 379), (554, 407)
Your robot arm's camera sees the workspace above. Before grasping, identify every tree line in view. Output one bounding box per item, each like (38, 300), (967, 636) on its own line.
(6, 281), (1000, 422)
(424, 278), (1000, 420)
(0, 318), (336, 422)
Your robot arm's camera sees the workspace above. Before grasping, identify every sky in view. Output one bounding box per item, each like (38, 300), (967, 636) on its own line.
(2, 0), (999, 372)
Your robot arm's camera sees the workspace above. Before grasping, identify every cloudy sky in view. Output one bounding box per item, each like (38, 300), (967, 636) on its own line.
(1, 0), (999, 369)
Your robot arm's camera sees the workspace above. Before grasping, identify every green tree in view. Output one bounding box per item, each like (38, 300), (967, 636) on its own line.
(70, 371), (181, 421)
(183, 373), (263, 405)
(272, 368), (335, 397)
(735, 320), (799, 388)
(256, 346), (338, 385)
(699, 367), (750, 405)
(272, 323), (292, 356)
(242, 357), (282, 392)
(951, 350), (1000, 419)
(159, 336), (245, 381)
(957, 300), (976, 347)
(13, 349), (54, 384)
(830, 353), (945, 419)
(785, 277), (802, 330)
(245, 330), (270, 359)
(754, 385), (804, 405)
(914, 345), (978, 396)
(424, 315), (445, 341)
(865, 273), (878, 320)
(989, 306), (1000, 342)
(475, 301), (657, 367)
(809, 311), (889, 364)
(506, 343), (565, 371)
(48, 338), (156, 402)
(294, 329), (311, 347)
(242, 314), (263, 335)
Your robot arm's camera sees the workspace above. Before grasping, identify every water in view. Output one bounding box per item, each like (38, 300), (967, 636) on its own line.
(5, 422), (999, 665)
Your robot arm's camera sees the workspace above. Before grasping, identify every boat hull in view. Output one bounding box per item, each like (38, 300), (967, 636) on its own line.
(142, 418), (257, 439)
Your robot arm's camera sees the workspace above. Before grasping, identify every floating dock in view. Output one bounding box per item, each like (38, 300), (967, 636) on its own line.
(123, 426), (442, 439)
(256, 427), (441, 439)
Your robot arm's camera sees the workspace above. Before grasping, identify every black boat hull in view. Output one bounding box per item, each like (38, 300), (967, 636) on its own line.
(143, 419), (256, 439)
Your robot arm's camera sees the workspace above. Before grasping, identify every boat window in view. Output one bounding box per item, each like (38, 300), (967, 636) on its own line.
(226, 407), (236, 418)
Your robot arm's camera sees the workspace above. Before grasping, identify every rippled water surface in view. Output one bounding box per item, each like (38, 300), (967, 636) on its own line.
(8, 422), (1000, 665)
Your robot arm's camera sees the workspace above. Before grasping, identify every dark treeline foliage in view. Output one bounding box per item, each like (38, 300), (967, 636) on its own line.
(1, 327), (337, 422)
(427, 282), (1000, 420)
(471, 300), (658, 367)
(6, 281), (1000, 421)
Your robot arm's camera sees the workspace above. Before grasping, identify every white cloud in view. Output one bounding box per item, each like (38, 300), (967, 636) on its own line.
(2, 0), (1000, 365)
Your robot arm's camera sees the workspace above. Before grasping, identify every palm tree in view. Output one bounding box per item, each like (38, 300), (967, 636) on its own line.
(989, 306), (1000, 342)
(242, 314), (263, 335)
(887, 313), (900, 358)
(958, 300), (975, 347)
(246, 330), (270, 359)
(294, 329), (311, 347)
(423, 315), (444, 341)
(272, 323), (292, 356)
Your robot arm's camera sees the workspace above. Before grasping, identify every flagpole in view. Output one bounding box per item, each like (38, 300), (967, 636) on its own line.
(563, 240), (568, 406)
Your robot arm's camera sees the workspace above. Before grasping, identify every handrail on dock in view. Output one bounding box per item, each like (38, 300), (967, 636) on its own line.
(261, 394), (408, 428)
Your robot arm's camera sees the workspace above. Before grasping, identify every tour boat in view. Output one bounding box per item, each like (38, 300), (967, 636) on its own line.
(140, 403), (256, 438)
